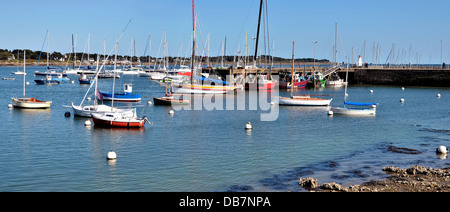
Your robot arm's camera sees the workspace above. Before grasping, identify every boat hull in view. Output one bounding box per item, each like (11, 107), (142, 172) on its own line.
(91, 113), (146, 128)
(245, 81), (277, 90)
(330, 107), (376, 116)
(279, 80), (308, 89)
(153, 97), (190, 105)
(72, 103), (134, 117)
(99, 92), (141, 102)
(12, 98), (51, 109)
(34, 79), (60, 85)
(279, 97), (332, 106)
(171, 84), (236, 94)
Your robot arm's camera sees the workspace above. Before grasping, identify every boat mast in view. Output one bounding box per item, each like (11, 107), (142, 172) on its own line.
(254, 0), (263, 66)
(46, 30), (49, 69)
(148, 35), (152, 70)
(190, 0), (196, 86)
(23, 50), (26, 98)
(72, 34), (75, 69)
(112, 40), (118, 110)
(334, 23), (338, 66)
(291, 41), (295, 98)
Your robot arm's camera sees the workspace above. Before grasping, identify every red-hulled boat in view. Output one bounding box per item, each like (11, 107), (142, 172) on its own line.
(91, 112), (150, 128)
(245, 75), (277, 90)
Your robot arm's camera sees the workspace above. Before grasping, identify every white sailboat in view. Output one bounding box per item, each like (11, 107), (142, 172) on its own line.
(12, 51), (52, 109)
(329, 64), (377, 116)
(72, 41), (133, 117)
(278, 42), (332, 106)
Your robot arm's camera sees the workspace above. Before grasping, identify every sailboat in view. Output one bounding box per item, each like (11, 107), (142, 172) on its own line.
(329, 64), (377, 115)
(72, 41), (134, 117)
(278, 42), (332, 106)
(326, 23), (345, 87)
(12, 51), (52, 109)
(34, 31), (68, 78)
(171, 0), (236, 94)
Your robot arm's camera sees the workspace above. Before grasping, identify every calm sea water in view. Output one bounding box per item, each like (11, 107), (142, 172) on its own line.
(1, 66), (449, 191)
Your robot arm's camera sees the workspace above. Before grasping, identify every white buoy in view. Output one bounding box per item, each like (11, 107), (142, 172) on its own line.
(84, 120), (92, 126)
(107, 150), (117, 160)
(169, 109), (174, 115)
(345, 93), (349, 97)
(71, 80), (75, 84)
(436, 145), (448, 154)
(328, 110), (334, 116)
(26, 81), (29, 85)
(400, 98), (404, 103)
(370, 90), (373, 93)
(402, 87), (405, 91)
(8, 104), (13, 108)
(245, 122), (252, 130)
(87, 97), (91, 101)
(147, 100), (153, 105)
(437, 93), (441, 98)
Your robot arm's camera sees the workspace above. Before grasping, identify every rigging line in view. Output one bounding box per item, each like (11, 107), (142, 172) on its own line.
(78, 19), (132, 107)
(35, 30), (48, 71)
(232, 0), (256, 52)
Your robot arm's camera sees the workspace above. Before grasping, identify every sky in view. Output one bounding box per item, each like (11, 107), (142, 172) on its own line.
(1, 0), (450, 64)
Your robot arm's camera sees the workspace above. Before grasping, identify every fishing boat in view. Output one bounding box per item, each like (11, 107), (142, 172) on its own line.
(99, 83), (141, 102)
(278, 42), (332, 106)
(326, 72), (346, 87)
(78, 73), (93, 84)
(279, 76), (308, 89)
(12, 50), (52, 109)
(91, 112), (150, 128)
(34, 75), (60, 85)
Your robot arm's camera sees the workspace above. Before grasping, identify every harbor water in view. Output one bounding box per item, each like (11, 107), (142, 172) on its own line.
(1, 66), (449, 191)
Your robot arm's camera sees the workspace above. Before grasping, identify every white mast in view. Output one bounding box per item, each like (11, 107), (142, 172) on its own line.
(23, 50), (26, 98)
(112, 40), (118, 110)
(46, 30), (49, 68)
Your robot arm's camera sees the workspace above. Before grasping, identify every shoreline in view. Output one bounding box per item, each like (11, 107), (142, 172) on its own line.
(299, 165), (450, 192)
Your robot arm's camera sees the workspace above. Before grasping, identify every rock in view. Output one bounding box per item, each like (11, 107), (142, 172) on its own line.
(406, 165), (428, 175)
(299, 177), (319, 190)
(320, 182), (344, 191)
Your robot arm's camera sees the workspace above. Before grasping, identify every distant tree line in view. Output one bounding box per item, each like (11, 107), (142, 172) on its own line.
(0, 48), (330, 64)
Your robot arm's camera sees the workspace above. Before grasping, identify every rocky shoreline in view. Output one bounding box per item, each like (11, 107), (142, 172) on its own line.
(299, 165), (450, 192)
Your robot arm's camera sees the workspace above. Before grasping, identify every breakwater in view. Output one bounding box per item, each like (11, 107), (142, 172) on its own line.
(348, 68), (450, 87)
(212, 66), (450, 87)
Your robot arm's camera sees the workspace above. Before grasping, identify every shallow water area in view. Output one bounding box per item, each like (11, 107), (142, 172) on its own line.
(1, 66), (449, 191)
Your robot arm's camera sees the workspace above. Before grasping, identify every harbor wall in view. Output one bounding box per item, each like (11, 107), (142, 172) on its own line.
(350, 68), (450, 87)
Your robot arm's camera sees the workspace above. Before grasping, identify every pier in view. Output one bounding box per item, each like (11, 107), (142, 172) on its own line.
(207, 65), (450, 87)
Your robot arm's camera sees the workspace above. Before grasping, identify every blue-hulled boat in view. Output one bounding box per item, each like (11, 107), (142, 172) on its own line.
(98, 83), (141, 102)
(78, 74), (93, 84)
